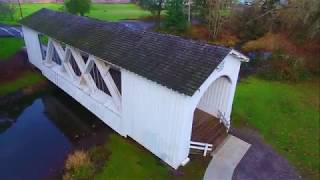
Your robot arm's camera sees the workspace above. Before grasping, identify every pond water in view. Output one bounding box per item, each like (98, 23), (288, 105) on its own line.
(0, 86), (113, 179)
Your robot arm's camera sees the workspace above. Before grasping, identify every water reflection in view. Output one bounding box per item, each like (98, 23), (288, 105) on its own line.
(0, 87), (113, 179)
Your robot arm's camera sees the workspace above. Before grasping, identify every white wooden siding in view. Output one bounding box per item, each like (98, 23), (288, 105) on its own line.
(121, 70), (194, 169)
(22, 26), (43, 68)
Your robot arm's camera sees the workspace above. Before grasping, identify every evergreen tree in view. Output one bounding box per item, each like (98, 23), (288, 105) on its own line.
(138, 0), (165, 26)
(65, 0), (91, 16)
(164, 0), (188, 31)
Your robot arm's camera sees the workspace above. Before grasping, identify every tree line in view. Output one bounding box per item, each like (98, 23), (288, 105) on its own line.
(138, 0), (319, 41)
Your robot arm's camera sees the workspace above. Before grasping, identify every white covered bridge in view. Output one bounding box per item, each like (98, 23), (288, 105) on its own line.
(20, 9), (248, 169)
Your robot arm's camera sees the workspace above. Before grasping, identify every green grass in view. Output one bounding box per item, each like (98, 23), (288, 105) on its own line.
(95, 134), (169, 180)
(65, 134), (209, 180)
(232, 77), (320, 179)
(0, 37), (25, 60)
(0, 72), (44, 96)
(0, 3), (151, 25)
(88, 4), (151, 21)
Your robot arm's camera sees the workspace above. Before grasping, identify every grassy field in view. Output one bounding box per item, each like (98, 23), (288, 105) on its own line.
(0, 3), (151, 25)
(232, 77), (320, 179)
(65, 134), (209, 180)
(94, 134), (170, 180)
(0, 71), (44, 96)
(96, 135), (209, 180)
(0, 37), (25, 60)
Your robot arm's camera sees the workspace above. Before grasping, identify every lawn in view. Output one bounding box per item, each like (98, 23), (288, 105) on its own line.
(94, 134), (170, 180)
(65, 134), (209, 180)
(88, 4), (151, 21)
(232, 77), (320, 179)
(0, 71), (44, 96)
(0, 3), (151, 25)
(0, 37), (25, 60)
(94, 135), (209, 180)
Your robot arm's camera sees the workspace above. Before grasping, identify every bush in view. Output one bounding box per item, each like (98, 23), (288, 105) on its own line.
(227, 6), (268, 42)
(63, 150), (94, 180)
(258, 50), (310, 81)
(64, 0), (91, 16)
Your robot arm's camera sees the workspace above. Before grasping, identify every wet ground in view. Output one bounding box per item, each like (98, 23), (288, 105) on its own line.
(0, 50), (31, 83)
(0, 24), (22, 38)
(232, 128), (301, 180)
(0, 86), (114, 179)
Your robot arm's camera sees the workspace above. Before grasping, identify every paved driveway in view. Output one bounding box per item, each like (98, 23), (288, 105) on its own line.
(231, 128), (301, 180)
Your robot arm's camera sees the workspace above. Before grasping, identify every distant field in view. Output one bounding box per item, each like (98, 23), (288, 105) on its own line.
(233, 77), (320, 179)
(0, 3), (151, 24)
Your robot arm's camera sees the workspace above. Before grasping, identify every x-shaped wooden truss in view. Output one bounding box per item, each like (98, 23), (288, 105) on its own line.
(43, 38), (121, 111)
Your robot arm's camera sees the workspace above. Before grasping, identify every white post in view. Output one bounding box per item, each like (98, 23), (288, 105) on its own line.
(204, 145), (208, 156)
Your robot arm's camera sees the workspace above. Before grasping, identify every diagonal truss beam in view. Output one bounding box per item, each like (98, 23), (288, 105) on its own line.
(69, 47), (97, 92)
(42, 39), (122, 111)
(94, 58), (121, 109)
(44, 39), (54, 64)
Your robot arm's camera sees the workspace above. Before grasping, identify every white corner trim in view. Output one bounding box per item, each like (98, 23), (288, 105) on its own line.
(229, 49), (249, 62)
(181, 157), (190, 166)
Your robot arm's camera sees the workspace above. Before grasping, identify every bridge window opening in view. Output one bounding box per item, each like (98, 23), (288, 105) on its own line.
(109, 67), (121, 94)
(70, 54), (81, 77)
(90, 63), (111, 96)
(38, 34), (48, 60)
(52, 47), (62, 65)
(61, 43), (66, 50)
(81, 52), (89, 63)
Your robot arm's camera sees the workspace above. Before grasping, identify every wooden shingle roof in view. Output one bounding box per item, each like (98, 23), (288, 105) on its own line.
(20, 9), (232, 96)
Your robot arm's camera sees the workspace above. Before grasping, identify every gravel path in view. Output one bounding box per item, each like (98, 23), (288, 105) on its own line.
(231, 128), (301, 180)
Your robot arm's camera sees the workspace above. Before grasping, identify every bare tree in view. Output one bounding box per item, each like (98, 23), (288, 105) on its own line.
(0, 1), (16, 20)
(279, 0), (320, 39)
(206, 0), (230, 39)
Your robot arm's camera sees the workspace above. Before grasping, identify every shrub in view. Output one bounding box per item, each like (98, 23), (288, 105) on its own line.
(210, 32), (240, 47)
(227, 6), (269, 42)
(258, 50), (310, 81)
(64, 0), (91, 16)
(185, 25), (210, 40)
(63, 150), (94, 180)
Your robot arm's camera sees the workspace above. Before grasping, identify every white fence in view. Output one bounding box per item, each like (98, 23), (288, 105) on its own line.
(190, 141), (213, 156)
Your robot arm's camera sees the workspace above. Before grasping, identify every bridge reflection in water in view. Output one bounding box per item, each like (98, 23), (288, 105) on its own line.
(0, 86), (113, 179)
